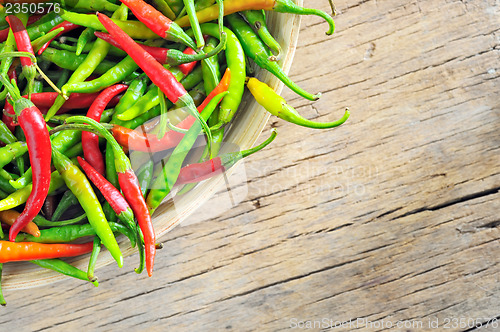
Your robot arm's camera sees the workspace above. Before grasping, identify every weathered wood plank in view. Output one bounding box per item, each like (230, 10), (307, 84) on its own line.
(0, 0), (498, 330)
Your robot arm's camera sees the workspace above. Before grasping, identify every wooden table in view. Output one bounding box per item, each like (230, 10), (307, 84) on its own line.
(1, 0), (498, 330)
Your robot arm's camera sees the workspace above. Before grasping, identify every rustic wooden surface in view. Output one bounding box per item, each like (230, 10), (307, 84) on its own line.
(1, 0), (499, 330)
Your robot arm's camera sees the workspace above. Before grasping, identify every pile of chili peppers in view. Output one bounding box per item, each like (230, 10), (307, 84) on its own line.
(0, 0), (349, 304)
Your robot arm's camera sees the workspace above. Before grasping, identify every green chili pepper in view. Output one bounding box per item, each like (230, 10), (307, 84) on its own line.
(137, 159), (154, 198)
(241, 10), (282, 61)
(56, 69), (70, 89)
(46, 4), (128, 121)
(62, 56), (138, 95)
(26, 12), (64, 41)
(52, 190), (79, 221)
(76, 27), (96, 56)
(165, 0), (184, 16)
(41, 48), (117, 78)
(87, 236), (101, 282)
(64, 0), (120, 13)
(11, 222), (135, 247)
(146, 91), (227, 213)
(247, 77), (350, 128)
(51, 147), (123, 268)
(33, 213), (87, 227)
(0, 142), (27, 169)
(151, 0), (177, 20)
(226, 14), (320, 101)
(0, 171), (65, 211)
(0, 264), (6, 306)
(31, 259), (99, 287)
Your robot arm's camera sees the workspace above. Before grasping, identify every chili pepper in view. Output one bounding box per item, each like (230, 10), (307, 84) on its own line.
(41, 48), (116, 75)
(37, 21), (80, 55)
(183, 0), (205, 49)
(46, 5), (128, 121)
(120, 105), (161, 131)
(0, 142), (27, 168)
(63, 142), (83, 159)
(104, 144), (118, 224)
(33, 213), (87, 227)
(11, 222), (135, 247)
(0, 264), (5, 306)
(0, 210), (40, 238)
(97, 12), (213, 148)
(175, 0), (335, 35)
(112, 75), (149, 120)
(146, 91), (227, 213)
(87, 236), (101, 282)
(30, 26), (66, 54)
(52, 147), (123, 268)
(135, 228), (146, 274)
(247, 77), (350, 128)
(0, 76), (52, 242)
(151, 0), (176, 20)
(6, 14), (37, 97)
(178, 48), (198, 75)
(31, 258), (98, 286)
(42, 195), (56, 220)
(110, 71), (229, 152)
(94, 31), (225, 66)
(0, 26), (16, 97)
(26, 12), (65, 41)
(198, 24), (246, 127)
(61, 10), (158, 39)
(227, 14), (321, 102)
(241, 10), (281, 61)
(165, 0), (184, 16)
(52, 190), (79, 222)
(76, 27), (96, 56)
(0, 121), (17, 146)
(176, 129), (277, 184)
(117, 67), (184, 121)
(56, 69), (70, 89)
(136, 159), (154, 198)
(78, 156), (137, 235)
(0, 171), (63, 212)
(63, 116), (155, 277)
(119, 0), (196, 48)
(65, 0), (120, 12)
(0, 176), (15, 195)
(0, 240), (93, 263)
(61, 57), (137, 95)
(82, 84), (128, 176)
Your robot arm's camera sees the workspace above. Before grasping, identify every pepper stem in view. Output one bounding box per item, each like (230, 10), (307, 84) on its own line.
(167, 32), (227, 65)
(274, 0), (335, 35)
(0, 51), (62, 95)
(221, 129), (278, 168)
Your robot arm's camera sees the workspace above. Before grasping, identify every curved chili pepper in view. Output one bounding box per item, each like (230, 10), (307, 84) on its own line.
(183, 0), (205, 49)
(119, 0), (196, 48)
(64, 116), (155, 277)
(6, 15), (37, 97)
(0, 142), (27, 169)
(41, 48), (116, 75)
(94, 31), (226, 66)
(33, 213), (88, 227)
(78, 157), (137, 234)
(52, 147), (123, 268)
(175, 0), (335, 35)
(241, 10), (281, 61)
(176, 129), (277, 184)
(45, 5), (128, 121)
(31, 258), (98, 287)
(145, 91), (227, 213)
(65, 0), (120, 12)
(97, 12), (213, 149)
(51, 190), (78, 222)
(26, 12), (65, 41)
(247, 77), (350, 128)
(151, 0), (176, 20)
(87, 236), (101, 282)
(37, 21), (80, 55)
(0, 76), (52, 242)
(76, 27), (96, 56)
(83, 84), (128, 176)
(112, 69), (230, 152)
(0, 210), (40, 238)
(0, 240), (93, 263)
(227, 13), (320, 101)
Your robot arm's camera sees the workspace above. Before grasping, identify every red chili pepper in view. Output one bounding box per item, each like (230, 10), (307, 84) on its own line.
(176, 129), (277, 184)
(94, 31), (197, 67)
(65, 117), (155, 277)
(38, 21), (80, 55)
(2, 68), (18, 132)
(118, 0), (195, 48)
(3, 92), (120, 130)
(77, 157), (136, 233)
(0, 241), (93, 263)
(0, 14), (43, 43)
(6, 15), (37, 95)
(96, 12), (211, 144)
(83, 84), (128, 176)
(178, 48), (198, 75)
(112, 68), (230, 152)
(0, 77), (51, 242)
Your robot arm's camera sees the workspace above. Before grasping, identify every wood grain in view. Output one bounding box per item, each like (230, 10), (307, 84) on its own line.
(0, 0), (498, 330)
